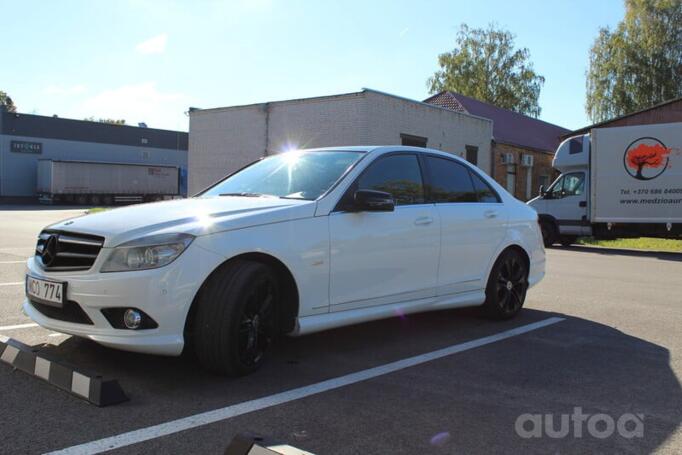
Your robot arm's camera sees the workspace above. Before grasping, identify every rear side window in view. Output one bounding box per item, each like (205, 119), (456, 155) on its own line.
(357, 154), (425, 205)
(425, 156), (477, 203)
(470, 171), (501, 202)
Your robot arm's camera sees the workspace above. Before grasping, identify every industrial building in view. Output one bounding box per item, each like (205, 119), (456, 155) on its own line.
(0, 106), (188, 201)
(188, 89), (493, 195)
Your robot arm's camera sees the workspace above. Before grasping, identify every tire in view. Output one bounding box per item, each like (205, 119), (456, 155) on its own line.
(90, 195), (101, 206)
(193, 260), (279, 376)
(539, 220), (556, 247)
(75, 195), (88, 206)
(102, 195), (114, 206)
(560, 236), (577, 247)
(481, 249), (529, 320)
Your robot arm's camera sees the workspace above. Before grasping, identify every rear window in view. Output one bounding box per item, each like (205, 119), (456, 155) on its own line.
(425, 156), (477, 203)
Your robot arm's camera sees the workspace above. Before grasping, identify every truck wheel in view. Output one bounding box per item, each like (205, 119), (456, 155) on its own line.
(90, 195), (101, 206)
(481, 249), (528, 320)
(539, 220), (556, 247)
(76, 195), (88, 205)
(102, 195), (114, 206)
(560, 236), (577, 247)
(193, 260), (279, 376)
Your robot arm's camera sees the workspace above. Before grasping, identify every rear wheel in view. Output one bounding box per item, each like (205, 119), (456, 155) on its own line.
(193, 260), (278, 376)
(75, 195), (88, 205)
(481, 249), (528, 320)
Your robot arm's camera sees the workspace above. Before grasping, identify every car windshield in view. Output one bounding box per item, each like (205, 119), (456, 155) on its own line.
(201, 150), (363, 200)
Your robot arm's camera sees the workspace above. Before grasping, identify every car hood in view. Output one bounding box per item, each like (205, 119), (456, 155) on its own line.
(46, 197), (317, 247)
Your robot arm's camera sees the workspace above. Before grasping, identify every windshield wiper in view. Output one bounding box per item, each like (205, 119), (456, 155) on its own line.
(219, 192), (275, 198)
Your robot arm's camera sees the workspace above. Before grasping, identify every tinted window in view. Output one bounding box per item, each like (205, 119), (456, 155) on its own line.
(357, 154), (425, 205)
(425, 156), (477, 203)
(470, 171), (500, 202)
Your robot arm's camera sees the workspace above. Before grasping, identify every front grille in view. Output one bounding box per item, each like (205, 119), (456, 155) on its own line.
(36, 231), (104, 271)
(29, 299), (94, 325)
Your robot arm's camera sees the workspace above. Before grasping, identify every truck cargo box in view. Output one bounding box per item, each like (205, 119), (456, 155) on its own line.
(37, 160), (180, 196)
(591, 123), (682, 223)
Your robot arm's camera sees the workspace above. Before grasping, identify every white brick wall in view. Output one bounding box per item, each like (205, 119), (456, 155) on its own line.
(189, 90), (493, 194)
(364, 91), (492, 173)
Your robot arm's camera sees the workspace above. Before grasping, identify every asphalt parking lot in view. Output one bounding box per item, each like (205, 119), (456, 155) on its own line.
(1, 206), (681, 454)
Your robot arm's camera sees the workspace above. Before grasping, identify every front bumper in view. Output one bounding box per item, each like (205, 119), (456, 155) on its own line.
(23, 243), (223, 356)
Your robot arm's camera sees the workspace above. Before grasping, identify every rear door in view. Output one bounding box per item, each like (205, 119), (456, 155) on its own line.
(328, 153), (440, 311)
(423, 155), (508, 295)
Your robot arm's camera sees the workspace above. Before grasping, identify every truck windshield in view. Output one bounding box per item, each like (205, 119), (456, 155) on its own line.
(201, 151), (364, 200)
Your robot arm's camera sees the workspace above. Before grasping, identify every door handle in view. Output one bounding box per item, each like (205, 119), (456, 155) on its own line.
(579, 201), (587, 207)
(414, 216), (433, 225)
(484, 210), (498, 219)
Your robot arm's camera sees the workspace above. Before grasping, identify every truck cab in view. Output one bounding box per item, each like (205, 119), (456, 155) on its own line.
(528, 134), (591, 246)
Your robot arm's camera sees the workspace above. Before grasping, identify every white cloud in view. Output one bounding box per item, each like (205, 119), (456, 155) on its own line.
(135, 33), (168, 55)
(44, 84), (88, 95)
(77, 82), (190, 130)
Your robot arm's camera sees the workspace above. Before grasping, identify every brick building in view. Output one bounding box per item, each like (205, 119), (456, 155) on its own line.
(564, 96), (682, 137)
(424, 92), (569, 201)
(188, 89), (493, 195)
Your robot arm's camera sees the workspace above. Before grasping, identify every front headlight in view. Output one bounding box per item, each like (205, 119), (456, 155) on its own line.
(101, 233), (194, 272)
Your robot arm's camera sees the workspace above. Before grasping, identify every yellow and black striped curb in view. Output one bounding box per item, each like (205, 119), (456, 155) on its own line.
(0, 335), (128, 407)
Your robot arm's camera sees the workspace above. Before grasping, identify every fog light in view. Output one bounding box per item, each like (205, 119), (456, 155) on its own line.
(123, 309), (142, 330)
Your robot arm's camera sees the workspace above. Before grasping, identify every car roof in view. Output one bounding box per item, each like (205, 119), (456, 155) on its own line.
(293, 145), (462, 158)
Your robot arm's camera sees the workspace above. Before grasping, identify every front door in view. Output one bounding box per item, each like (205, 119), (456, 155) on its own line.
(329, 153), (440, 311)
(545, 172), (588, 235)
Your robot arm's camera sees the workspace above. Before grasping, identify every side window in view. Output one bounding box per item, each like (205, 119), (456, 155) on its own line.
(563, 173), (584, 196)
(470, 170), (501, 203)
(357, 154), (425, 205)
(425, 156), (477, 202)
(548, 173), (584, 198)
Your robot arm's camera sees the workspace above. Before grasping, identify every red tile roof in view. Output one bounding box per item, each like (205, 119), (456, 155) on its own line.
(424, 91), (569, 153)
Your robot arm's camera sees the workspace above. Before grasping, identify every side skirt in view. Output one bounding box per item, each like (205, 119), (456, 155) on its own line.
(289, 290), (485, 336)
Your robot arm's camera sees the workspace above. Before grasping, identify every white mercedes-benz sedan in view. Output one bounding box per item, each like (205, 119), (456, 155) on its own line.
(24, 146), (545, 375)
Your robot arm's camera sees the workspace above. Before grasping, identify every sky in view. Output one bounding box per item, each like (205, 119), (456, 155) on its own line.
(0, 0), (625, 132)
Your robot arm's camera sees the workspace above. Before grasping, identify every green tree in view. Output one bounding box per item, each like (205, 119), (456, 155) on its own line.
(427, 24), (545, 117)
(586, 0), (682, 122)
(0, 91), (17, 112)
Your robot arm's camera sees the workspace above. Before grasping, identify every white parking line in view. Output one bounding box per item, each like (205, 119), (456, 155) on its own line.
(0, 260), (27, 264)
(46, 316), (564, 455)
(0, 282), (23, 287)
(0, 323), (39, 331)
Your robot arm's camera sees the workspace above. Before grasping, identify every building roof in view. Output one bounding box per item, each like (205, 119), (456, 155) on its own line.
(424, 91), (569, 153)
(563, 96), (682, 138)
(0, 106), (188, 151)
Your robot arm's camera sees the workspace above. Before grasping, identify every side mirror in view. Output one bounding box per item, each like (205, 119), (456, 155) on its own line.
(539, 185), (546, 197)
(353, 189), (395, 212)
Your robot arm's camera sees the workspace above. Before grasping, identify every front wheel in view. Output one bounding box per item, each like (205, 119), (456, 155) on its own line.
(539, 220), (556, 247)
(481, 249), (529, 320)
(193, 260), (279, 376)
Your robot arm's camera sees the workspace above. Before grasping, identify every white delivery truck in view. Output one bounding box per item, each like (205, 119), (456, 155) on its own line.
(528, 122), (682, 246)
(37, 159), (180, 205)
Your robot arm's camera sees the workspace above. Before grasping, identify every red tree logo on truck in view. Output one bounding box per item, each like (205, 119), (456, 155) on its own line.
(623, 137), (671, 180)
